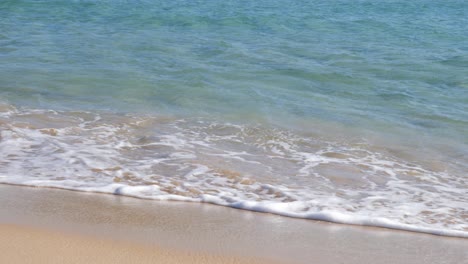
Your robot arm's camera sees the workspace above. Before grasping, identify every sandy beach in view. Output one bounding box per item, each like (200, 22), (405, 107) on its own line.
(1, 224), (269, 264)
(0, 184), (466, 264)
(1, 1), (467, 263)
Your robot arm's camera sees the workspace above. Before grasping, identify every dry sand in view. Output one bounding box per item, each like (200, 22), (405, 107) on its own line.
(0, 184), (466, 264)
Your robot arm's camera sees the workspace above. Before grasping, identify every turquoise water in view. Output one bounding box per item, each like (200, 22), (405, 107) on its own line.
(0, 1), (467, 236)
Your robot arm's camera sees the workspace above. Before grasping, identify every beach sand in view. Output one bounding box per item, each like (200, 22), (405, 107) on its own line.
(0, 224), (268, 264)
(0, 184), (466, 264)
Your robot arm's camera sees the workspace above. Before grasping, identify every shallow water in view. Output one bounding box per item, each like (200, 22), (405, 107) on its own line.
(0, 0), (467, 236)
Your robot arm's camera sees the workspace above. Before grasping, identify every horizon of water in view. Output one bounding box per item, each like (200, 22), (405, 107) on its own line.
(0, 0), (467, 237)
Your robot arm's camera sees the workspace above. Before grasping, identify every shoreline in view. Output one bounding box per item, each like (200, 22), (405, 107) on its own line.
(1, 182), (466, 238)
(1, 103), (466, 239)
(0, 184), (467, 263)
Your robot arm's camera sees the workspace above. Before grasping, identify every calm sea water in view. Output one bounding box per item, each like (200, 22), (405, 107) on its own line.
(0, 0), (467, 236)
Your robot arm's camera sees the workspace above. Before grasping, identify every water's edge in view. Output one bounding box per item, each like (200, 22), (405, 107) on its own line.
(0, 104), (466, 238)
(0, 182), (466, 238)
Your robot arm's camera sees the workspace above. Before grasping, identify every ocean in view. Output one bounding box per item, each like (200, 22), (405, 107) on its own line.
(0, 0), (467, 237)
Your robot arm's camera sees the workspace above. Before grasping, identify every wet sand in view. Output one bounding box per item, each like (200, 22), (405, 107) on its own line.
(0, 224), (268, 264)
(0, 184), (466, 264)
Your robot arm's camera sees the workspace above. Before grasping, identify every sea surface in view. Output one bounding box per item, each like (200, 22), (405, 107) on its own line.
(0, 0), (467, 237)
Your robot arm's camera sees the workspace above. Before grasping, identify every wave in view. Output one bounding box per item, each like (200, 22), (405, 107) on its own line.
(0, 103), (466, 238)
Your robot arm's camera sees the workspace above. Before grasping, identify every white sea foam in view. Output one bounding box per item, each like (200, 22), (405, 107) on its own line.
(0, 103), (466, 238)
